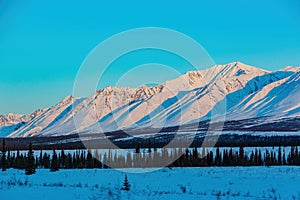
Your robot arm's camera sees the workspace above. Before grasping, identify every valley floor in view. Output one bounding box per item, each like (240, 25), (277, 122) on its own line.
(1, 167), (300, 200)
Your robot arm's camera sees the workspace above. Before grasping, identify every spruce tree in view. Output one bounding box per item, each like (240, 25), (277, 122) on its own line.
(11, 152), (16, 168)
(86, 150), (94, 168)
(43, 153), (50, 169)
(25, 142), (36, 175)
(39, 150), (43, 168)
(209, 151), (214, 166)
(201, 147), (208, 166)
(15, 150), (21, 169)
(215, 147), (221, 166)
(249, 151), (254, 166)
(121, 174), (130, 191)
(282, 148), (286, 165)
(184, 149), (190, 167)
(258, 150), (262, 166)
(78, 151), (84, 169)
(7, 150), (11, 169)
(1, 139), (7, 171)
(239, 141), (245, 166)
(265, 150), (272, 166)
(20, 155), (26, 170)
(50, 149), (59, 172)
(66, 153), (72, 169)
(192, 147), (199, 166)
(61, 149), (66, 169)
(94, 150), (101, 168)
(229, 148), (234, 166)
(254, 149), (258, 166)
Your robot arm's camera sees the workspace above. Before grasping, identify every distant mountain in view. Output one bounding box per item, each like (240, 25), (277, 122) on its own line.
(0, 113), (25, 126)
(0, 109), (46, 137)
(1, 62), (299, 137)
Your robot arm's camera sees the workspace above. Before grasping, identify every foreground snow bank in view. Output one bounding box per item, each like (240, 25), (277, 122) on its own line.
(1, 167), (300, 200)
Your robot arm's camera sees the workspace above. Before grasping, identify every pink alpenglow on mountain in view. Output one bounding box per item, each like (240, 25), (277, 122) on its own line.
(1, 62), (299, 137)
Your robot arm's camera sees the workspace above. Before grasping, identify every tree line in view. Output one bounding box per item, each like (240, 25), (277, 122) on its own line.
(1, 139), (300, 175)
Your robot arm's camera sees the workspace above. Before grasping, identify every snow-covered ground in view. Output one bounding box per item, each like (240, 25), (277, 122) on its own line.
(1, 167), (300, 200)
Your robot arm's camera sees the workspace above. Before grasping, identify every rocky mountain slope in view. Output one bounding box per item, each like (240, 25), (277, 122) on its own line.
(1, 62), (299, 137)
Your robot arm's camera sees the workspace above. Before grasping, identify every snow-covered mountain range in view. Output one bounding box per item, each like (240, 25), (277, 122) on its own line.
(1, 62), (299, 137)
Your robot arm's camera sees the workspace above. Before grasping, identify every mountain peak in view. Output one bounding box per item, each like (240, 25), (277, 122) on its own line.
(226, 61), (269, 73)
(60, 95), (76, 104)
(0, 113), (26, 126)
(204, 62), (268, 81)
(4, 113), (24, 119)
(282, 66), (299, 72)
(102, 86), (118, 92)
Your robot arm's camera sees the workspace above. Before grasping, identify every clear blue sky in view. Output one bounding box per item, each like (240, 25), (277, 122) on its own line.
(0, 0), (300, 114)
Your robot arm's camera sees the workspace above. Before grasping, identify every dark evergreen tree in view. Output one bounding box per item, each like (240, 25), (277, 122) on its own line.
(192, 147), (199, 166)
(43, 153), (50, 169)
(239, 141), (245, 166)
(254, 149), (258, 166)
(222, 149), (229, 166)
(78, 151), (84, 169)
(121, 174), (130, 191)
(7, 150), (11, 169)
(50, 149), (59, 172)
(39, 150), (43, 168)
(65, 153), (73, 169)
(265, 150), (272, 166)
(258, 150), (262, 166)
(208, 151), (214, 166)
(25, 142), (36, 175)
(94, 150), (101, 168)
(73, 152), (78, 168)
(19, 154), (26, 170)
(60, 149), (66, 169)
(11, 152), (16, 168)
(295, 146), (300, 165)
(249, 151), (254, 166)
(215, 147), (221, 166)
(183, 149), (190, 167)
(282, 148), (286, 165)
(201, 147), (208, 166)
(86, 150), (94, 168)
(1, 139), (7, 171)
(15, 150), (22, 169)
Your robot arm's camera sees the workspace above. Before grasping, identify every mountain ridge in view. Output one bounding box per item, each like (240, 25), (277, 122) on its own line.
(1, 62), (299, 137)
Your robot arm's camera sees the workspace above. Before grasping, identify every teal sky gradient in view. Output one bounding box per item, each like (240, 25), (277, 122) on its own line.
(0, 0), (300, 114)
